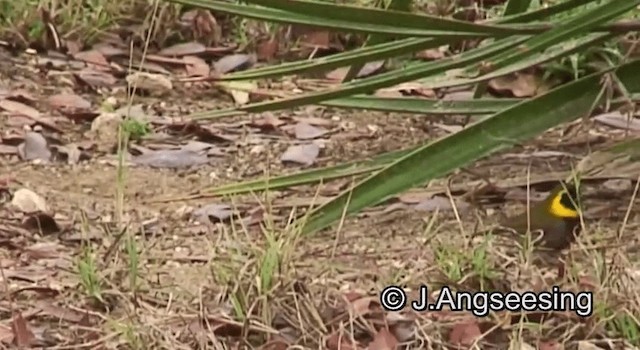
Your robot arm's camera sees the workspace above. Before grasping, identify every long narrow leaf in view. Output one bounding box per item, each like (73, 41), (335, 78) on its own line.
(221, 0), (599, 82)
(321, 97), (520, 114)
(243, 0), (537, 35)
(192, 36), (529, 119)
(299, 59), (640, 235)
(171, 0), (494, 38)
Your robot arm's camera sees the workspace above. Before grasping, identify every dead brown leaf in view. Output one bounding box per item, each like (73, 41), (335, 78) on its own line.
(183, 55), (211, 77)
(159, 42), (207, 57)
(75, 69), (118, 88)
(281, 143), (320, 166)
(73, 50), (109, 69)
(0, 144), (17, 155)
(213, 54), (256, 74)
(11, 311), (35, 348)
(48, 93), (91, 111)
(257, 38), (279, 61)
(294, 122), (328, 140)
(326, 61), (385, 81)
(449, 320), (482, 347)
(38, 303), (92, 324)
(347, 295), (377, 317)
(593, 111), (640, 131)
(92, 43), (127, 57)
(0, 324), (12, 344)
(250, 114), (286, 130)
(0, 99), (40, 119)
(368, 328), (398, 350)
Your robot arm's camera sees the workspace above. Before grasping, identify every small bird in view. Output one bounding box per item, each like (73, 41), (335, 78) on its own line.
(498, 182), (582, 252)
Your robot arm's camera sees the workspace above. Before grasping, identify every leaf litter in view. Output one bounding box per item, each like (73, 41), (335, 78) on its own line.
(0, 16), (638, 350)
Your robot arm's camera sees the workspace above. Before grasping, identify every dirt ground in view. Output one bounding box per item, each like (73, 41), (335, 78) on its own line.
(1, 49), (640, 350)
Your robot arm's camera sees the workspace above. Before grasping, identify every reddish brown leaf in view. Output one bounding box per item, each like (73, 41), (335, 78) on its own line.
(183, 55), (211, 77)
(48, 93), (91, 111)
(0, 324), (13, 344)
(294, 122), (328, 140)
(11, 311), (35, 347)
(257, 38), (279, 61)
(449, 320), (482, 347)
(75, 69), (118, 88)
(159, 42), (207, 57)
(348, 296), (377, 317)
(368, 328), (398, 350)
(213, 54), (256, 74)
(92, 43), (127, 57)
(0, 99), (40, 119)
(73, 50), (109, 69)
(250, 114), (286, 130)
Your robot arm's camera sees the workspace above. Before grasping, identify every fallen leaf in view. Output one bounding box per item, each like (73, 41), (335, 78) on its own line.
(17, 132), (52, 162)
(0, 99), (40, 119)
(348, 296), (377, 317)
(75, 69), (118, 87)
(593, 111), (640, 131)
(48, 93), (92, 111)
(0, 324), (12, 344)
(126, 72), (173, 93)
(449, 320), (482, 347)
(24, 242), (65, 259)
(293, 115), (333, 126)
(159, 42), (207, 56)
(250, 114), (286, 130)
(38, 303), (92, 324)
(73, 50), (109, 68)
(184, 55), (211, 77)
(413, 196), (453, 212)
(92, 43), (127, 57)
(11, 311), (35, 348)
(281, 143), (320, 166)
(326, 61), (385, 81)
(213, 53), (256, 74)
(0, 144), (17, 155)
(294, 122), (328, 140)
(11, 188), (48, 213)
(367, 328), (398, 350)
(131, 149), (209, 169)
(193, 204), (234, 223)
(257, 38), (278, 61)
